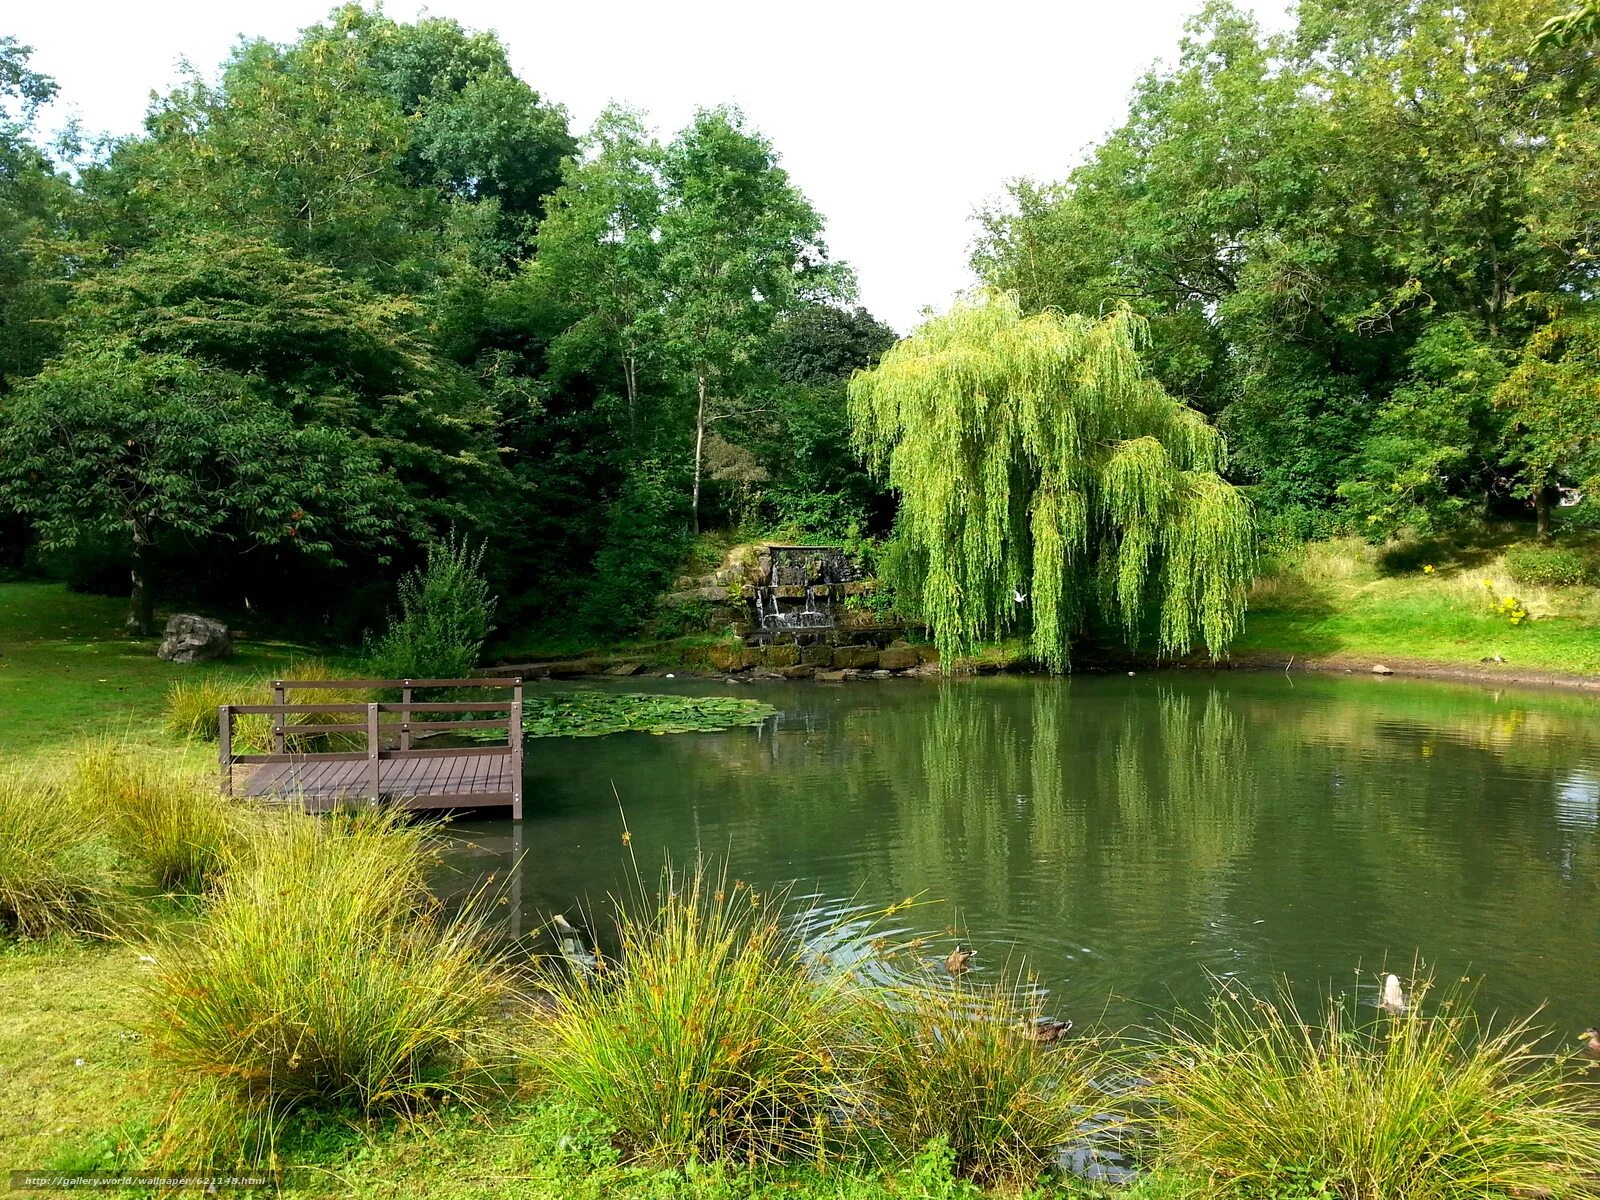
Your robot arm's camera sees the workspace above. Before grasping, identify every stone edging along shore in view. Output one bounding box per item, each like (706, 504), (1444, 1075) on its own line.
(483, 643), (1600, 694)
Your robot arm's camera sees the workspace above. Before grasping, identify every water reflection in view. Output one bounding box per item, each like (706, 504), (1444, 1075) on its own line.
(440, 674), (1600, 1031)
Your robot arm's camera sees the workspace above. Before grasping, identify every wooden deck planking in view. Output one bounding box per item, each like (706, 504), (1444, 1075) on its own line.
(239, 751), (515, 805)
(222, 678), (523, 814)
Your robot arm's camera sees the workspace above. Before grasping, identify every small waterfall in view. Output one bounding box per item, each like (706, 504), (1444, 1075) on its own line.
(754, 546), (848, 631)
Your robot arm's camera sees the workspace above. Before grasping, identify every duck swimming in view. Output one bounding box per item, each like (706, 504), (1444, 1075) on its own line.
(1379, 974), (1407, 1014)
(1579, 1028), (1600, 1057)
(1017, 1016), (1072, 1044)
(945, 946), (975, 975)
(551, 913), (597, 975)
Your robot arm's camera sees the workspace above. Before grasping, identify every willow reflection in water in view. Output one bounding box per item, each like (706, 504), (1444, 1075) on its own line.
(439, 674), (1600, 1030)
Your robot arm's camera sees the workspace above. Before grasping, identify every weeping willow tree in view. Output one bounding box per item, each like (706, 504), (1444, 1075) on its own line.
(848, 291), (1253, 672)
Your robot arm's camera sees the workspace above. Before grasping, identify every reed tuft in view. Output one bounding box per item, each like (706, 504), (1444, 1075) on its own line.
(529, 861), (851, 1166)
(142, 809), (506, 1121)
(851, 978), (1119, 1185)
(1152, 977), (1600, 1200)
(70, 741), (239, 894)
(0, 771), (121, 939)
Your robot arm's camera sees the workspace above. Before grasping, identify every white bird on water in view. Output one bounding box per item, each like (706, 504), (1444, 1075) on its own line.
(1379, 973), (1407, 1014)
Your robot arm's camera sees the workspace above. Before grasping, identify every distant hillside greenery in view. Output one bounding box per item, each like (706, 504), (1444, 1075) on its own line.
(2, 0), (1598, 666)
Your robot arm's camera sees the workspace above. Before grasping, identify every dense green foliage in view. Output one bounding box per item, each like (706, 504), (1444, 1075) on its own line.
(976, 0), (1600, 545)
(0, 13), (882, 642)
(1505, 541), (1599, 586)
(4, 0), (1598, 655)
(850, 294), (1253, 669)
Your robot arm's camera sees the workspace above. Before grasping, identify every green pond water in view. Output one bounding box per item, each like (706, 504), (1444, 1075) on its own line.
(440, 671), (1600, 1034)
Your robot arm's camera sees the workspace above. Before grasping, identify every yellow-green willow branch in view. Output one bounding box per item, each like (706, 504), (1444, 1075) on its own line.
(849, 290), (1253, 672)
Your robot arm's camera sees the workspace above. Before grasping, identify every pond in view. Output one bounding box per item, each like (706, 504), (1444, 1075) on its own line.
(440, 672), (1600, 1034)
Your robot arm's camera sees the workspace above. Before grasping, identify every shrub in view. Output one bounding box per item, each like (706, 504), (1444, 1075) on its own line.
(0, 772), (120, 938)
(70, 742), (238, 895)
(365, 533), (495, 681)
(529, 861), (850, 1165)
(143, 810), (506, 1117)
(1152, 978), (1600, 1200)
(852, 979), (1117, 1185)
(1505, 543), (1595, 587)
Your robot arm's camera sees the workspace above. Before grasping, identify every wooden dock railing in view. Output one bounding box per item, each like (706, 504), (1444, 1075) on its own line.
(220, 677), (525, 818)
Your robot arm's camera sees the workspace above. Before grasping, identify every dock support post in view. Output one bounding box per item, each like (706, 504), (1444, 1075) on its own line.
(509, 819), (524, 941)
(400, 680), (413, 751)
(510, 683), (523, 820)
(366, 702), (381, 804)
(219, 706), (233, 797)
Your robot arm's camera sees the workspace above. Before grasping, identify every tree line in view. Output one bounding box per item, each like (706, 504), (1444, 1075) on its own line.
(0, 7), (893, 636)
(975, 0), (1600, 545)
(3, 0), (1596, 655)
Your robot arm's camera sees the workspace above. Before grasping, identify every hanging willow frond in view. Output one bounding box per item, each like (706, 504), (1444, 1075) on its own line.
(849, 290), (1254, 672)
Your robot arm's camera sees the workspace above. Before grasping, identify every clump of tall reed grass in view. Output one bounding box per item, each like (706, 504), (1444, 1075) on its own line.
(71, 741), (239, 895)
(0, 771), (121, 938)
(1152, 977), (1600, 1200)
(142, 810), (506, 1123)
(852, 978), (1118, 1185)
(529, 862), (851, 1166)
(161, 675), (242, 742)
(161, 659), (367, 752)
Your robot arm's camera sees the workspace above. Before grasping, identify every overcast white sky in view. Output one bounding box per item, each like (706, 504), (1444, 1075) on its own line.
(12, 0), (1288, 332)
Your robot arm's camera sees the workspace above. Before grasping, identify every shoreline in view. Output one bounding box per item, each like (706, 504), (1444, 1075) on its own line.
(1219, 650), (1600, 695)
(483, 642), (1600, 696)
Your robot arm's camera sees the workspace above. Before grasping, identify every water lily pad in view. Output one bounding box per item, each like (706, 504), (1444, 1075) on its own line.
(466, 690), (775, 740)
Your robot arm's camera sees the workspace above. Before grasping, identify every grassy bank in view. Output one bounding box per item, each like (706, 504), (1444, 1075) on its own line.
(1235, 537), (1600, 677)
(0, 582), (318, 757)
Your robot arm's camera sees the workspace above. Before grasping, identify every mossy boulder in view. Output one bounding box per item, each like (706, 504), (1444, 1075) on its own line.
(762, 644), (800, 668)
(707, 644), (760, 672)
(878, 641), (920, 671)
(799, 644), (834, 667)
(832, 645), (880, 670)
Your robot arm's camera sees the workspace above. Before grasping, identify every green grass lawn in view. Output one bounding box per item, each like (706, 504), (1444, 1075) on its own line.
(0, 582), (321, 758)
(1233, 538), (1600, 677)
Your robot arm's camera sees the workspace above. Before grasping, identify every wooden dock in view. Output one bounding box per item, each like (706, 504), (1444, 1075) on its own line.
(220, 677), (524, 817)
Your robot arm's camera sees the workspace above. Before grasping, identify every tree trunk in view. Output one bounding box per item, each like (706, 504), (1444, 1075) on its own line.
(691, 373), (707, 534)
(623, 353), (639, 439)
(126, 536), (155, 637)
(1535, 486), (1552, 541)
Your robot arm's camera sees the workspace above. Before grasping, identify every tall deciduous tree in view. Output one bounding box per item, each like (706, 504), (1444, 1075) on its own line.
(849, 292), (1253, 671)
(90, 5), (572, 286)
(534, 105), (664, 436)
(0, 352), (395, 633)
(657, 107), (845, 530)
(0, 37), (73, 387)
(976, 0), (1600, 536)
(60, 233), (501, 529)
(1495, 302), (1600, 538)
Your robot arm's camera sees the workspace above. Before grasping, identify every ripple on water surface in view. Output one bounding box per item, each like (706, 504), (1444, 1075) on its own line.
(440, 672), (1600, 1033)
